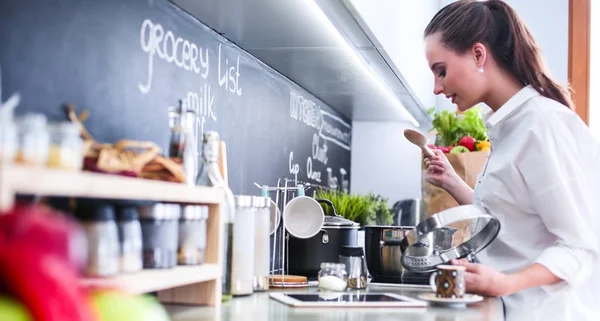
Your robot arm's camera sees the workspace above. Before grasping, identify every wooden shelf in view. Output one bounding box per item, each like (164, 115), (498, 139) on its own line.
(1, 164), (225, 306)
(0, 165), (223, 209)
(80, 264), (221, 294)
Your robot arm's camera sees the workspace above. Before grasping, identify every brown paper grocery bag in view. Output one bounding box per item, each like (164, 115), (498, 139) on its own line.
(422, 151), (490, 243)
(422, 151), (489, 216)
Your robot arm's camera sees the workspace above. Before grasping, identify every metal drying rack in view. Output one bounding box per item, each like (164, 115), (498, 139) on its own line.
(254, 178), (315, 286)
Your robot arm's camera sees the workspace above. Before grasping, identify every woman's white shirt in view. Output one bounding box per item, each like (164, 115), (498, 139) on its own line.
(473, 85), (600, 321)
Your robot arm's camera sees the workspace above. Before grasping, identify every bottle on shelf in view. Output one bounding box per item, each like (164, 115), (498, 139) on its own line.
(196, 131), (236, 302)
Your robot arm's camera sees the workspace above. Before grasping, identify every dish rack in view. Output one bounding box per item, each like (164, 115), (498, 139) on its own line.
(255, 178), (316, 286)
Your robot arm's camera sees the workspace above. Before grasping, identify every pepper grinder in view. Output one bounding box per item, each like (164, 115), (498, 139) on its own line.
(338, 246), (367, 289)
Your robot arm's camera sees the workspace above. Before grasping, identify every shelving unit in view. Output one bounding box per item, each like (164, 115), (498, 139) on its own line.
(0, 165), (225, 307)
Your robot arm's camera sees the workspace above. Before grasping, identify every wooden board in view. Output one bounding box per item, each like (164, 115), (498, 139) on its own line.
(80, 264), (220, 295)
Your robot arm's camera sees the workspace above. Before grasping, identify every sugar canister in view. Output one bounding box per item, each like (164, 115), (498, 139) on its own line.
(231, 195), (256, 296)
(253, 195), (270, 291)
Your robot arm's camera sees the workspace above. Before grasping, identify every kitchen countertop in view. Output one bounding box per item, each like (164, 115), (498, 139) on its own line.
(164, 284), (504, 321)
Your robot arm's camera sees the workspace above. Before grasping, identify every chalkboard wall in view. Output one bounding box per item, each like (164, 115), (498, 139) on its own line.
(0, 0), (351, 195)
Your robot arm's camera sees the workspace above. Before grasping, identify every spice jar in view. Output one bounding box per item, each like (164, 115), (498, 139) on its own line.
(318, 263), (348, 292)
(178, 205), (208, 265)
(339, 246), (367, 289)
(231, 195), (256, 296)
(78, 202), (120, 277)
(139, 203), (180, 269)
(15, 113), (50, 166)
(253, 196), (270, 292)
(116, 206), (143, 273)
(47, 122), (83, 170)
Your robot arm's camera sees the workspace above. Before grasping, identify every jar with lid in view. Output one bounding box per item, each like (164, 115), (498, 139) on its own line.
(0, 107), (17, 164)
(47, 122), (83, 170)
(15, 113), (50, 166)
(231, 195), (256, 296)
(253, 195), (270, 292)
(139, 203), (180, 269)
(77, 202), (120, 277)
(339, 246), (367, 289)
(252, 196), (271, 291)
(116, 206), (143, 273)
(178, 205), (208, 265)
(318, 263), (348, 291)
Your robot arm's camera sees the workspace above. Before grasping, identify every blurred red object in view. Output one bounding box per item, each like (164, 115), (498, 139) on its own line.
(0, 204), (95, 321)
(0, 203), (87, 272)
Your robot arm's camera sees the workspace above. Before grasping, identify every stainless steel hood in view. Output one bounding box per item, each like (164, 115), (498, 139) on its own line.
(171, 0), (432, 128)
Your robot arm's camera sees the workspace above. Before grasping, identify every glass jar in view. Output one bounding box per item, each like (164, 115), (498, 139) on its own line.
(339, 246), (367, 289)
(178, 205), (208, 265)
(139, 203), (180, 269)
(116, 206), (143, 273)
(77, 202), (120, 277)
(231, 195), (256, 296)
(0, 111), (17, 164)
(47, 122), (83, 170)
(318, 263), (348, 292)
(253, 196), (270, 292)
(15, 113), (50, 166)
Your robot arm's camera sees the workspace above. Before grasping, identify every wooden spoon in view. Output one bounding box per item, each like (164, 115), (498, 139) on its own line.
(404, 128), (436, 158)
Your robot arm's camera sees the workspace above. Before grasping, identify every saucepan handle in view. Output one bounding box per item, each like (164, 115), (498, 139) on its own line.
(315, 198), (340, 217)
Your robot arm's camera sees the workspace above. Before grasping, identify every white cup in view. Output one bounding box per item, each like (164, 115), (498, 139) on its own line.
(283, 185), (324, 239)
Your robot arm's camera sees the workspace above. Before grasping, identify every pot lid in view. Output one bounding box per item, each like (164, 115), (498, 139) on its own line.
(400, 205), (501, 272)
(323, 215), (359, 227)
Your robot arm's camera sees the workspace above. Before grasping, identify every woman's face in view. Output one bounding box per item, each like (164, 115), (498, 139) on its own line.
(425, 33), (486, 112)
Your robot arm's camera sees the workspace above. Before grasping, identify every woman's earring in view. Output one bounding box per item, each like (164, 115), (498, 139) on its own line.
(478, 67), (484, 73)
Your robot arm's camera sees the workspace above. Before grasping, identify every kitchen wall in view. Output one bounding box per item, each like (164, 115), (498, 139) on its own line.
(348, 0), (438, 207)
(350, 0), (569, 207)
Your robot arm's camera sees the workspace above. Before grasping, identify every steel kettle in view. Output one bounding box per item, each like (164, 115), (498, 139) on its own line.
(392, 199), (425, 226)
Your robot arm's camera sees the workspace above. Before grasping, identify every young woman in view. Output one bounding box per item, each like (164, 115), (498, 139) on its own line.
(422, 1), (600, 320)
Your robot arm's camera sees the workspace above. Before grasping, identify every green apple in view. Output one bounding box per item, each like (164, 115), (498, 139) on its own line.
(0, 295), (32, 321)
(450, 145), (470, 154)
(90, 291), (170, 321)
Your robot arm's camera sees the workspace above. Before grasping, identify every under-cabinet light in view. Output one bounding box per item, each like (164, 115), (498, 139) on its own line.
(305, 0), (420, 127)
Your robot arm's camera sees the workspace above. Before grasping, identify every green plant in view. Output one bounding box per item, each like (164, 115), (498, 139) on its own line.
(314, 189), (393, 226)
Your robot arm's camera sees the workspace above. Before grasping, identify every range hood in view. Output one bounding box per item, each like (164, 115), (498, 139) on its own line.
(171, 0), (432, 128)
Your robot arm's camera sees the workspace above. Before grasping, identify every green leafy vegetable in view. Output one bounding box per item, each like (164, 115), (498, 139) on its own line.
(428, 106), (488, 146)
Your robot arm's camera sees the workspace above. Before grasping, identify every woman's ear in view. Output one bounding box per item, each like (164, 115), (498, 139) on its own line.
(472, 42), (487, 69)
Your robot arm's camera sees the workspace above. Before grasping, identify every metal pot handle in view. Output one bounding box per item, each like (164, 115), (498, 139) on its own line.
(321, 229), (329, 244)
(315, 198), (341, 217)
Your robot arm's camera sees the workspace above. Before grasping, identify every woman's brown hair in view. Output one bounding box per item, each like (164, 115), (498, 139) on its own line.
(425, 0), (573, 109)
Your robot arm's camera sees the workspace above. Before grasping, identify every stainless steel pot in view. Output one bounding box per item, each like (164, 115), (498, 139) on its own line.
(364, 225), (458, 280)
(364, 226), (412, 280)
(287, 199), (360, 278)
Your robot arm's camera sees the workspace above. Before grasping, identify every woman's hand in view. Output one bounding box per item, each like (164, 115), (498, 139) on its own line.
(423, 150), (459, 190)
(451, 259), (515, 297)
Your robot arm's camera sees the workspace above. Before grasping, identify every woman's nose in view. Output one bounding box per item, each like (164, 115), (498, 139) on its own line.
(433, 82), (444, 96)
